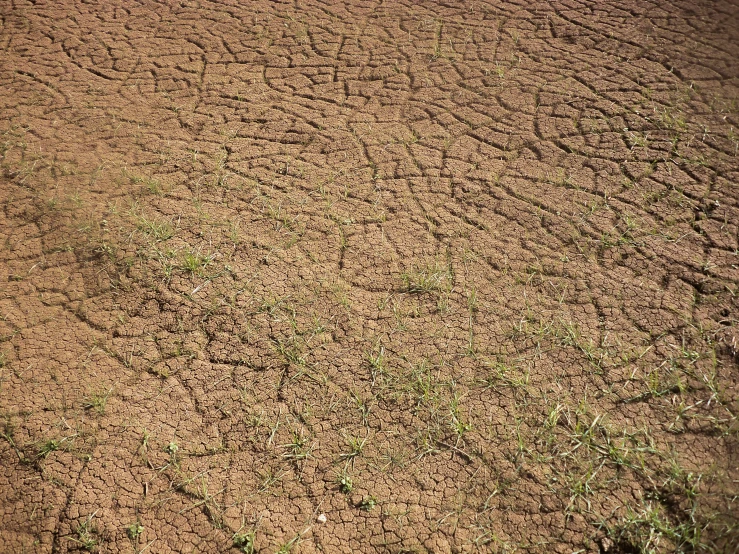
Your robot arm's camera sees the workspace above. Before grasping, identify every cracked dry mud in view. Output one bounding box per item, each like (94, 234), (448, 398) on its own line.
(1, 1), (738, 553)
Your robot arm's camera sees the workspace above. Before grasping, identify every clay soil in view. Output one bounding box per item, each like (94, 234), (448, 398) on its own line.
(1, 1), (739, 553)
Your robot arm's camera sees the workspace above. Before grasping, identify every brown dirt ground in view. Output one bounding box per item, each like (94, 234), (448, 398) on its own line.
(1, 1), (738, 553)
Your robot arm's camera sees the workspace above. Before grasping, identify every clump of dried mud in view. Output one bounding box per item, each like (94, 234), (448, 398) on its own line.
(1, 1), (738, 553)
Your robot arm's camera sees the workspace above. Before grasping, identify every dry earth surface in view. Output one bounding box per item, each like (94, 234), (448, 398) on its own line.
(1, 1), (739, 553)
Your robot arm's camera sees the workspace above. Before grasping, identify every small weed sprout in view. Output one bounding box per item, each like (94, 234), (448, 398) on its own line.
(282, 431), (312, 460)
(338, 471), (354, 493)
(366, 344), (386, 383)
(233, 530), (256, 554)
(449, 392), (472, 438)
(340, 435), (367, 461)
(359, 496), (378, 512)
(83, 388), (112, 414)
(165, 441), (179, 465)
(182, 251), (211, 274)
(38, 439), (60, 458)
(276, 534), (302, 554)
(127, 521), (144, 540)
(401, 262), (451, 294)
(70, 512), (99, 551)
(136, 215), (173, 242)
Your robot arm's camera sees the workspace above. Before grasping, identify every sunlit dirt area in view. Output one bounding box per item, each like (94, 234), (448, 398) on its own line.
(1, 1), (738, 553)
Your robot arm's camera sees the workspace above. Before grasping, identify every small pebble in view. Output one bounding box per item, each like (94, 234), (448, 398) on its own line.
(317, 513), (327, 524)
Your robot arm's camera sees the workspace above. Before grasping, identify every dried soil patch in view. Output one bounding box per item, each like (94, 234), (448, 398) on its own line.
(1, 1), (738, 553)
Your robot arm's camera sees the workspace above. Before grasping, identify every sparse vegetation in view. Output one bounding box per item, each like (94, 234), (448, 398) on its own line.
(1, 3), (737, 554)
(401, 261), (452, 294)
(69, 513), (99, 551)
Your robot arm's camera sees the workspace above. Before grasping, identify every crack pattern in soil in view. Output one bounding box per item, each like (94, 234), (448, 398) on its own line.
(1, 1), (738, 553)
